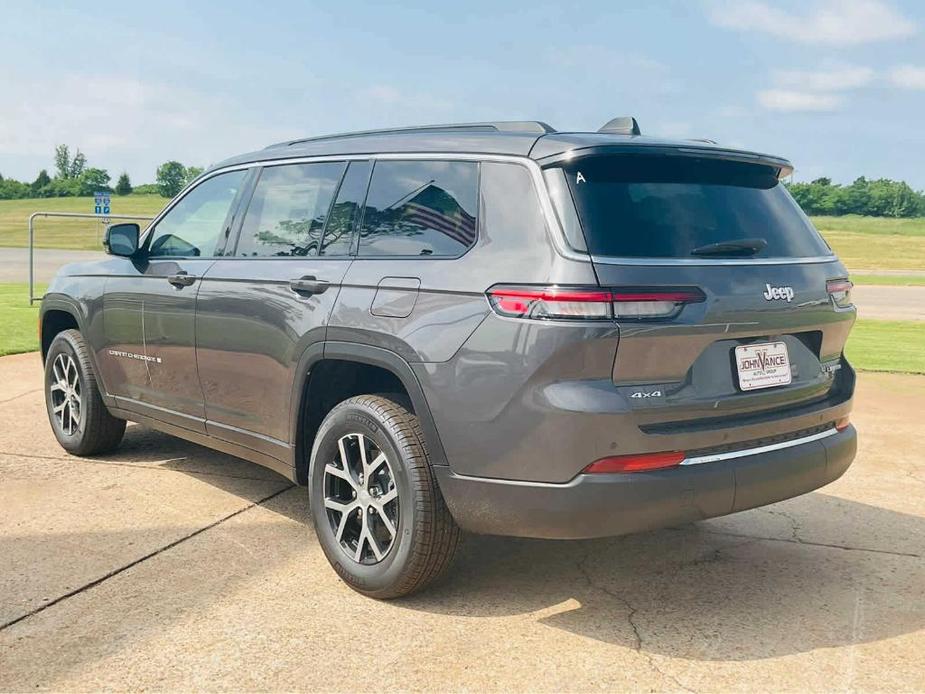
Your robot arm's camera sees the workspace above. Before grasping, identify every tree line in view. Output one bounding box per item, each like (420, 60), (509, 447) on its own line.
(785, 177), (925, 218)
(0, 145), (203, 200)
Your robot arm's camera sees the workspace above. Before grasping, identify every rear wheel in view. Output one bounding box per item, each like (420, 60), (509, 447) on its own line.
(308, 394), (459, 598)
(44, 329), (125, 455)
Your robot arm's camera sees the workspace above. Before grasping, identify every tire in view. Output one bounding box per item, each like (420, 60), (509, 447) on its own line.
(44, 329), (126, 456)
(308, 394), (460, 599)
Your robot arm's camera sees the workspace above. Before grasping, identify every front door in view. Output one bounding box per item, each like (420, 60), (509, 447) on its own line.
(100, 169), (249, 432)
(196, 160), (367, 455)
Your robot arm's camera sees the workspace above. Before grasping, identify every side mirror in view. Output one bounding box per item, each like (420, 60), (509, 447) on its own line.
(104, 223), (140, 257)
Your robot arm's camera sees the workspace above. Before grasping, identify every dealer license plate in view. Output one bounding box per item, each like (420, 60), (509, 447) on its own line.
(735, 341), (792, 391)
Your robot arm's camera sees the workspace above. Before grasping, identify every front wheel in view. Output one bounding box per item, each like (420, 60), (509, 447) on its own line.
(44, 329), (125, 455)
(308, 394), (460, 598)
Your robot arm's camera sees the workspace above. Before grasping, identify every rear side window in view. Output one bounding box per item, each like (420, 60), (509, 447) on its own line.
(357, 160), (478, 257)
(236, 162), (345, 257)
(559, 155), (832, 259)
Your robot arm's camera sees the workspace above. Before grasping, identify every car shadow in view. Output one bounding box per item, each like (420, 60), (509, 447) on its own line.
(397, 492), (924, 662)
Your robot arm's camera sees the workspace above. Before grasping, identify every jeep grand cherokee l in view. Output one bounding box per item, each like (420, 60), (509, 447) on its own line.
(39, 118), (857, 598)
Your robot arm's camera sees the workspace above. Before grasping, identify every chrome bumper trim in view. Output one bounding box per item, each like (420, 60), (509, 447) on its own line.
(680, 427), (839, 466)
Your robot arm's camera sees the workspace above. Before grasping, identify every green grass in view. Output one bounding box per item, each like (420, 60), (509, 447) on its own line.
(807, 215), (925, 272)
(0, 195), (166, 250)
(0, 283), (45, 356)
(851, 274), (925, 286)
(810, 215), (925, 236)
(2, 281), (923, 376)
(844, 319), (925, 374)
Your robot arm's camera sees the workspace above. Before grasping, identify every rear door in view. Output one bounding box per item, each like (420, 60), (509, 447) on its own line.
(195, 160), (367, 455)
(548, 153), (855, 426)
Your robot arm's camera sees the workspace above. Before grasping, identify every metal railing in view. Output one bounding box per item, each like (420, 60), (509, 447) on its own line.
(28, 212), (153, 304)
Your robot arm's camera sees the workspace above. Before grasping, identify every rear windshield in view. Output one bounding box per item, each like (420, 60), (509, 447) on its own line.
(558, 155), (831, 259)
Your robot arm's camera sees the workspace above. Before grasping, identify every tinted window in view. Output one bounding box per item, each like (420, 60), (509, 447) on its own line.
(320, 160), (371, 256)
(236, 162), (344, 257)
(148, 170), (246, 258)
(560, 155), (832, 259)
(358, 160), (478, 257)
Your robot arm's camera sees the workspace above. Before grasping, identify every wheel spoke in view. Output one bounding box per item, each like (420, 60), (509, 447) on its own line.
(366, 528), (385, 561)
(367, 451), (387, 476)
(53, 401), (67, 414)
(354, 527), (367, 562)
(378, 487), (398, 505)
(69, 406), (79, 433)
(50, 382), (66, 393)
(325, 463), (357, 490)
(356, 433), (369, 472)
(324, 497), (356, 514)
(376, 506), (396, 538)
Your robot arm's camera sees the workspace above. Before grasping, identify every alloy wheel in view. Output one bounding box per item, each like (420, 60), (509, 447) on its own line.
(323, 433), (399, 564)
(50, 353), (81, 436)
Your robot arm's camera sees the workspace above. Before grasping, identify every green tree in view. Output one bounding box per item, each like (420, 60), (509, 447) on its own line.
(31, 169), (51, 194)
(69, 149), (87, 178)
(184, 166), (204, 184)
(54, 145), (71, 179)
(156, 161), (186, 197)
(115, 172), (133, 195)
(77, 168), (111, 196)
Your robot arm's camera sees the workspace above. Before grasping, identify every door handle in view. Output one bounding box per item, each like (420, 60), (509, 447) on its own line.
(167, 272), (197, 288)
(289, 276), (330, 295)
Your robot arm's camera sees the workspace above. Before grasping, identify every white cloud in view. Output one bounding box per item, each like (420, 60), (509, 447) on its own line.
(756, 90), (843, 112)
(888, 65), (925, 89)
(772, 65), (875, 91)
(709, 0), (916, 46)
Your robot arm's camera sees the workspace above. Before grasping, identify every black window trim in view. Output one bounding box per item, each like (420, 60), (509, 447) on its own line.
(143, 168), (255, 260)
(352, 158), (481, 261)
(225, 160), (353, 260)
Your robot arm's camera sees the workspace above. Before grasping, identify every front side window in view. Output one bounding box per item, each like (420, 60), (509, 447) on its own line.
(147, 170), (247, 258)
(236, 162), (345, 257)
(358, 160), (478, 257)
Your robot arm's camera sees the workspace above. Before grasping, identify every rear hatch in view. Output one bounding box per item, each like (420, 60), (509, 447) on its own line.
(548, 151), (855, 440)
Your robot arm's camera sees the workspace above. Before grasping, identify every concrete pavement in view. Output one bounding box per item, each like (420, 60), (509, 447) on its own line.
(0, 351), (923, 691)
(852, 284), (925, 321)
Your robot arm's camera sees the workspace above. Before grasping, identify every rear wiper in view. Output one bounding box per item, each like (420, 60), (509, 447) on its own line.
(690, 238), (767, 257)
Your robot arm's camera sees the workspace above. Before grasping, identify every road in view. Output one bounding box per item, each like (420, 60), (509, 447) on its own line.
(0, 352), (922, 691)
(0, 247), (105, 283)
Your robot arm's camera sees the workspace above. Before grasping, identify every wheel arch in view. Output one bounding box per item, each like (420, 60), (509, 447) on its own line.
(290, 341), (449, 485)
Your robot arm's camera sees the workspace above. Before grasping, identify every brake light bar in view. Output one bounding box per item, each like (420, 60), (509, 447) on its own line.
(487, 286), (705, 321)
(583, 451), (686, 474)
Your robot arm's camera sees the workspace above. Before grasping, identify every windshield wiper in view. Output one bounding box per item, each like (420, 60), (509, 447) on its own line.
(690, 238), (767, 257)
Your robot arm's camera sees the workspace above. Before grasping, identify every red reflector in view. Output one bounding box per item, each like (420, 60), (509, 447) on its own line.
(835, 416), (850, 432)
(583, 451), (685, 474)
(826, 279), (853, 295)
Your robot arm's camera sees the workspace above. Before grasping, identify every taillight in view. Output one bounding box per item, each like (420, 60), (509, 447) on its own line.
(486, 286), (704, 321)
(583, 451), (686, 473)
(611, 288), (705, 319)
(826, 278), (853, 308)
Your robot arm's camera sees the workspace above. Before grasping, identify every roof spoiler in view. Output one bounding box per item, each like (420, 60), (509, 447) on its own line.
(598, 116), (641, 136)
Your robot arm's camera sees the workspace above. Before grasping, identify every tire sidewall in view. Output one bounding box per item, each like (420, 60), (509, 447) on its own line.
(308, 399), (419, 594)
(44, 332), (87, 450)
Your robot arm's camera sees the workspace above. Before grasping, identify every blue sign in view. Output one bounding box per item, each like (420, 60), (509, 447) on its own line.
(94, 191), (111, 215)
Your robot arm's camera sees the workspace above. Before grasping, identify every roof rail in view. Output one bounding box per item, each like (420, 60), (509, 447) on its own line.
(598, 116), (641, 136)
(266, 121), (557, 149)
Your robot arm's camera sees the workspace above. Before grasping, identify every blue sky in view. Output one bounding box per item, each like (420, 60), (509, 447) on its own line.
(2, 0), (924, 187)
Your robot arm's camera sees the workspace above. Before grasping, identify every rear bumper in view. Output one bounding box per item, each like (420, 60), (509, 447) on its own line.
(436, 425), (857, 540)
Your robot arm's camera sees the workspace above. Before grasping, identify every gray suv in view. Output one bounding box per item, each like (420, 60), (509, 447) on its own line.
(40, 119), (857, 598)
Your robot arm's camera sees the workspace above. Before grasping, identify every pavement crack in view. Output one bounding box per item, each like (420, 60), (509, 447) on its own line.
(0, 388), (42, 405)
(576, 550), (695, 693)
(703, 529), (922, 559)
(761, 507), (803, 543)
(0, 484), (295, 632)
